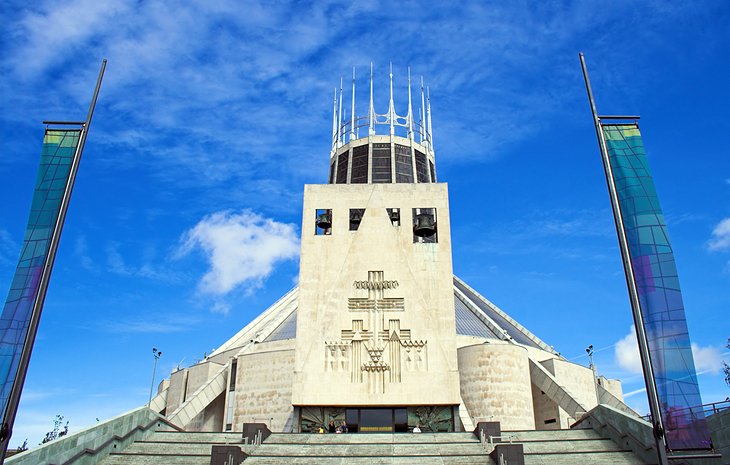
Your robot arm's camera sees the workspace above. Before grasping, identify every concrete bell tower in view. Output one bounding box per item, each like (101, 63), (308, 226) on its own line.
(292, 65), (461, 432)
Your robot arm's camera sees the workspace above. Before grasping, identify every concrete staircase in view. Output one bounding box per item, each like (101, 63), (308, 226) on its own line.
(245, 432), (488, 464)
(99, 428), (654, 465)
(99, 431), (253, 465)
(503, 428), (655, 465)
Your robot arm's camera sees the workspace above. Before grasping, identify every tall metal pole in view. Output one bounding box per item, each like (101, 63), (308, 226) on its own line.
(0, 59), (106, 463)
(579, 52), (668, 465)
(148, 348), (162, 407)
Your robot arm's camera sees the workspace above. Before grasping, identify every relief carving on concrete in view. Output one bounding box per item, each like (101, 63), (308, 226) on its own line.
(325, 271), (428, 393)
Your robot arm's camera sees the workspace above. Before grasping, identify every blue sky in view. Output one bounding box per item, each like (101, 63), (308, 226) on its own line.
(1, 0), (729, 447)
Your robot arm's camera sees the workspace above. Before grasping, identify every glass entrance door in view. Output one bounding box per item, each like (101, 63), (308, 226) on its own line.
(359, 408), (393, 432)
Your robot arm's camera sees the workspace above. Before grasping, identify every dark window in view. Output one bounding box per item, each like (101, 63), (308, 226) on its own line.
(360, 408), (393, 432)
(315, 209), (332, 235)
(336, 152), (349, 184)
(329, 161), (336, 184)
(394, 144), (413, 183)
(229, 360), (237, 392)
(387, 208), (400, 226)
(349, 208), (365, 231)
(412, 208), (437, 243)
(394, 408), (408, 433)
(372, 143), (392, 183)
(415, 150), (429, 183)
(346, 409), (359, 433)
(429, 160), (436, 182)
(544, 418), (557, 425)
(350, 145), (369, 183)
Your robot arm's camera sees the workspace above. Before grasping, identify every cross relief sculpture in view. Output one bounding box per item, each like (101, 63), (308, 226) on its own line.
(325, 271), (428, 394)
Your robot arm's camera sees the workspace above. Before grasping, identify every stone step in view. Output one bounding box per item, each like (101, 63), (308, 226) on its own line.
(143, 431), (242, 443)
(502, 428), (602, 441)
(519, 438), (626, 454)
(251, 443), (485, 456)
(100, 453), (211, 465)
(524, 450), (649, 465)
(245, 456), (495, 465)
(263, 432), (479, 444)
(121, 441), (254, 455)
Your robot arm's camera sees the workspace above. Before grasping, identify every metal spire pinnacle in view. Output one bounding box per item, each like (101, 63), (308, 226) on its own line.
(332, 87), (338, 149)
(388, 62), (395, 136)
(407, 66), (414, 141)
(338, 77), (343, 146)
(369, 62), (375, 136)
(420, 76), (426, 144)
(350, 67), (356, 142)
(426, 86), (434, 156)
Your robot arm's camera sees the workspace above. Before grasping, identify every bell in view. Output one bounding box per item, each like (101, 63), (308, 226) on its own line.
(413, 213), (436, 237)
(316, 212), (332, 230)
(389, 208), (400, 224)
(350, 210), (363, 227)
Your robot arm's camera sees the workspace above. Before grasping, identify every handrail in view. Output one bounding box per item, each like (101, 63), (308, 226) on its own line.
(641, 399), (730, 422)
(60, 416), (182, 465)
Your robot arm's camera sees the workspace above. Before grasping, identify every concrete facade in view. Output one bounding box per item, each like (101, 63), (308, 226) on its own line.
(232, 343), (295, 431)
(293, 183), (460, 407)
(145, 131), (628, 435)
(458, 343), (535, 430)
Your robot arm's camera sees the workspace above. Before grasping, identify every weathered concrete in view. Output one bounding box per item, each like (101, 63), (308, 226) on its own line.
(232, 346), (295, 431)
(293, 183), (461, 407)
(459, 343), (535, 430)
(708, 407), (730, 464)
(6, 407), (172, 465)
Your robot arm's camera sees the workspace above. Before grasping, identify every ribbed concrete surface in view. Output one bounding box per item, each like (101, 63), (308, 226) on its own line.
(100, 428), (655, 465)
(503, 429), (654, 465)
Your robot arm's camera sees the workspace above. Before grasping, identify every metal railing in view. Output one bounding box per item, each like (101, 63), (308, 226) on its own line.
(641, 399), (730, 423)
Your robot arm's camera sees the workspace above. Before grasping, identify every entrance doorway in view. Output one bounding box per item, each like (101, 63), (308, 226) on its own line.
(298, 406), (454, 433)
(347, 408), (408, 433)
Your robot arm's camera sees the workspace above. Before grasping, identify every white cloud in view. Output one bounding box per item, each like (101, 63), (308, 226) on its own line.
(178, 210), (299, 295)
(615, 326), (723, 375)
(691, 343), (722, 374)
(615, 326), (643, 374)
(708, 218), (730, 251)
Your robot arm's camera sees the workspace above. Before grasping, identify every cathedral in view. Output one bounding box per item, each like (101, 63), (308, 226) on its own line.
(148, 67), (633, 436)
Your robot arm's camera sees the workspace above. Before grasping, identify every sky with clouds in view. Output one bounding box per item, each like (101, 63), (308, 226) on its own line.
(0, 0), (729, 447)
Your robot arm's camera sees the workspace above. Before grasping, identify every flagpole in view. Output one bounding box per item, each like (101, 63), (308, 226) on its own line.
(0, 59), (106, 463)
(579, 52), (668, 465)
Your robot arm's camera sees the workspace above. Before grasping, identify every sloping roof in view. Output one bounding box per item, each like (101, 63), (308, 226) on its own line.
(211, 276), (558, 355)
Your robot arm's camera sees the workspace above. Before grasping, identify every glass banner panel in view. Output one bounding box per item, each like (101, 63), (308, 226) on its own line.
(602, 123), (710, 450)
(0, 129), (81, 421)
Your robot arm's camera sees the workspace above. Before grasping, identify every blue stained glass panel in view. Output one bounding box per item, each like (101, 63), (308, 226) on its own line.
(0, 129), (80, 424)
(603, 124), (710, 450)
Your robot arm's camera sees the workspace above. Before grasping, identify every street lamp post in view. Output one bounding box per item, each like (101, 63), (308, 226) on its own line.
(586, 344), (599, 405)
(148, 348), (162, 408)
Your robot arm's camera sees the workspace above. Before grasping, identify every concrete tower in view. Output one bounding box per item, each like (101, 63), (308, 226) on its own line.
(144, 66), (629, 436)
(293, 66), (460, 432)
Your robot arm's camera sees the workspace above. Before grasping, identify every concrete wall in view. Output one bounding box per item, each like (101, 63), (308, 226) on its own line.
(531, 381), (561, 430)
(598, 376), (623, 401)
(294, 183), (461, 407)
(166, 368), (188, 414)
(541, 358), (597, 427)
(186, 361), (224, 399)
(708, 408), (730, 464)
(6, 407), (170, 465)
(458, 343), (535, 430)
(232, 347), (295, 432)
(186, 391), (225, 432)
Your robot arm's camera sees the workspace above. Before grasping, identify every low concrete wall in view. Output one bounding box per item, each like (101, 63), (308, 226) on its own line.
(708, 408), (730, 464)
(6, 406), (172, 465)
(573, 404), (658, 465)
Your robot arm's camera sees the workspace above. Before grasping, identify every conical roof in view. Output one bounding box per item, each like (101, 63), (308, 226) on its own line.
(209, 276), (558, 357)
